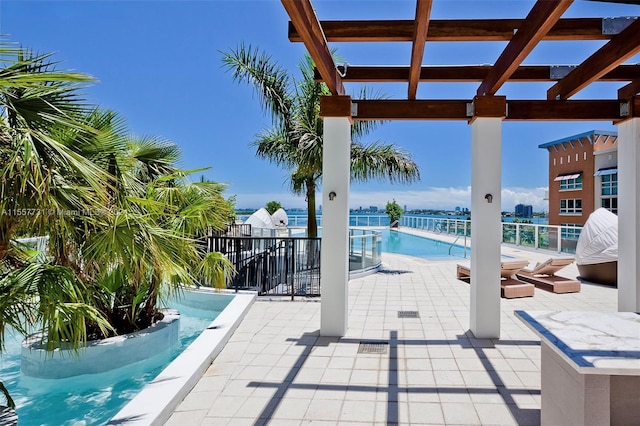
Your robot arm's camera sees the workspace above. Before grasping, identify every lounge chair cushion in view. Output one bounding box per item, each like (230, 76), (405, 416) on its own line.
(525, 256), (574, 276)
(516, 256), (580, 293)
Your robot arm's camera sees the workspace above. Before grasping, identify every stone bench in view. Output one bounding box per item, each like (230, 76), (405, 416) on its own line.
(515, 310), (640, 426)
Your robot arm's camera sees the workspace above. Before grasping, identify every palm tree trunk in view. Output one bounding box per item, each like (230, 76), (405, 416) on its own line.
(306, 179), (318, 238)
(0, 221), (15, 263)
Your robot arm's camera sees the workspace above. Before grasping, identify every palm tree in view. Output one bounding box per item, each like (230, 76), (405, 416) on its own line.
(0, 44), (114, 347)
(222, 44), (420, 237)
(48, 109), (236, 335)
(1, 45), (236, 345)
(0, 44), (115, 406)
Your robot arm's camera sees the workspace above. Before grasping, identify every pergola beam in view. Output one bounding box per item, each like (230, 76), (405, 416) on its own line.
(618, 80), (640, 100)
(315, 64), (640, 83)
(352, 99), (623, 121)
(289, 18), (613, 43)
(408, 0), (432, 100)
(281, 0), (345, 95)
(548, 18), (640, 100)
(477, 0), (573, 96)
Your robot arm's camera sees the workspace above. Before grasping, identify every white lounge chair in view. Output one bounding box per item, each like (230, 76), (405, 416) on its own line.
(516, 257), (580, 294)
(456, 259), (534, 299)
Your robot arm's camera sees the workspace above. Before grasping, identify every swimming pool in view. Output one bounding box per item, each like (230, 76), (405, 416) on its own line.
(381, 229), (468, 260)
(1, 293), (233, 426)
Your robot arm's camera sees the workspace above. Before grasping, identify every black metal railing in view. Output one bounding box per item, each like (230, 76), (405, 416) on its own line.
(208, 235), (321, 297)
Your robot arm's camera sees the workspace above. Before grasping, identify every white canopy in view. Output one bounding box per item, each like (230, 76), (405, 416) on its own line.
(271, 208), (288, 228)
(575, 208), (618, 265)
(244, 208), (276, 229)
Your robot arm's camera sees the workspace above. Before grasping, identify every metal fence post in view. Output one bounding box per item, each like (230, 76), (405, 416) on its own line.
(557, 225), (562, 252)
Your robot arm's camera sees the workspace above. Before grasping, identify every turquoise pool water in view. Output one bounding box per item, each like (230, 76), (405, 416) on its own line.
(0, 293), (233, 426)
(381, 229), (469, 260)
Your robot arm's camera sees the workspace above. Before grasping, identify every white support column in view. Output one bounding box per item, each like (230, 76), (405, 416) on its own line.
(320, 116), (351, 337)
(616, 117), (640, 312)
(470, 117), (502, 338)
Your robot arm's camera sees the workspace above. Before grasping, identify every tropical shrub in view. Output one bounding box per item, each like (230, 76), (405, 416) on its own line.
(265, 200), (283, 215)
(0, 44), (235, 348)
(386, 200), (403, 226)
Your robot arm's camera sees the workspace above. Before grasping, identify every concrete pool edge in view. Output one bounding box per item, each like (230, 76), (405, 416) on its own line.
(108, 289), (257, 426)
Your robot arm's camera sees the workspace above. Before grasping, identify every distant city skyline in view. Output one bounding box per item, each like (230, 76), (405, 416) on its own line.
(4, 1), (638, 212)
(234, 186), (548, 212)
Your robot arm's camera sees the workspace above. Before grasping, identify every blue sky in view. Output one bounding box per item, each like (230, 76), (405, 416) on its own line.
(3, 1), (638, 211)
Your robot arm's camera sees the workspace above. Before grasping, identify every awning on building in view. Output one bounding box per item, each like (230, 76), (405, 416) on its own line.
(594, 167), (617, 176)
(554, 173), (581, 181)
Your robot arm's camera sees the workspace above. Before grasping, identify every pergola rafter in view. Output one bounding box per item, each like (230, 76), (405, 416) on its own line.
(281, 0), (345, 95)
(288, 18), (616, 42)
(408, 0), (432, 100)
(548, 17), (640, 100)
(315, 64), (640, 83)
(619, 80), (640, 99)
(476, 0), (573, 96)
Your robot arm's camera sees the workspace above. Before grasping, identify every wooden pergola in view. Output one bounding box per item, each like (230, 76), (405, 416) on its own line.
(279, 0), (640, 338)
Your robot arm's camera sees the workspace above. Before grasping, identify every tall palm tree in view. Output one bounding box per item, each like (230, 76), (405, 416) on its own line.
(221, 44), (420, 237)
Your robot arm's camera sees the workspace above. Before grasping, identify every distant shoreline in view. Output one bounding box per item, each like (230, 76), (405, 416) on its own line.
(236, 211), (549, 225)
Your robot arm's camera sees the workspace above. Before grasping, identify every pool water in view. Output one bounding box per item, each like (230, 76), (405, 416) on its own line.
(381, 229), (469, 260)
(0, 293), (232, 426)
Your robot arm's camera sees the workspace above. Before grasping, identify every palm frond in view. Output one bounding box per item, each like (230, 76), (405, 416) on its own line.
(252, 128), (296, 168)
(350, 86), (388, 139)
(197, 251), (235, 289)
(220, 42), (293, 126)
(350, 141), (421, 184)
(126, 136), (181, 181)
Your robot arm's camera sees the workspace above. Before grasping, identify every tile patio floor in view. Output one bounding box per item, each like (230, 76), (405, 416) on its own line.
(165, 231), (618, 425)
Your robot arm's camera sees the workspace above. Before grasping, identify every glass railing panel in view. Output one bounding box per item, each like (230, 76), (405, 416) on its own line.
(502, 224), (517, 244)
(536, 226), (551, 250)
(519, 224), (536, 247)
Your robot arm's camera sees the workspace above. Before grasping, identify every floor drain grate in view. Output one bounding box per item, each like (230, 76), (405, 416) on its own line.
(398, 310), (420, 318)
(357, 341), (388, 354)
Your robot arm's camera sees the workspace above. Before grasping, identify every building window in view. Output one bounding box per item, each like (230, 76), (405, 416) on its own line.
(601, 173), (617, 196)
(601, 197), (617, 214)
(553, 158), (556, 166)
(601, 173), (618, 214)
(559, 175), (583, 190)
(575, 153), (578, 161)
(584, 152), (586, 160)
(561, 223), (582, 240)
(560, 199), (582, 214)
